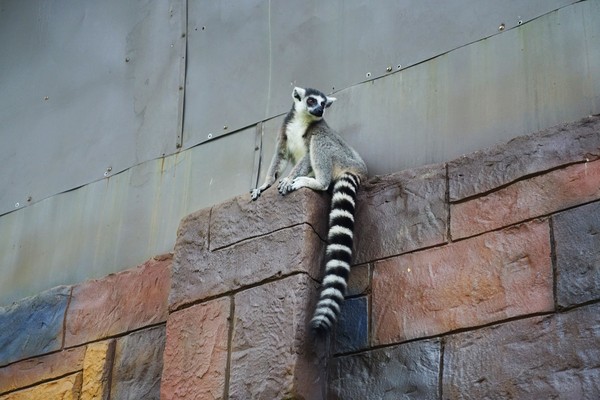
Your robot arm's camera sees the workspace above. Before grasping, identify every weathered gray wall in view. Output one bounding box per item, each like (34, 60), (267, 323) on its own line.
(1, 0), (599, 305)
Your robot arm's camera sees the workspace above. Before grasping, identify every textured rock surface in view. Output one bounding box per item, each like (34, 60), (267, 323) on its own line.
(443, 303), (600, 399)
(329, 339), (440, 399)
(64, 255), (170, 347)
(448, 115), (600, 201)
(0, 372), (82, 400)
(451, 159), (600, 239)
(346, 263), (370, 297)
(553, 201), (600, 308)
(354, 164), (447, 264)
(229, 273), (326, 400)
(0, 347), (85, 395)
(171, 215), (324, 310)
(111, 325), (166, 400)
(81, 340), (115, 400)
(0, 285), (70, 366)
(373, 220), (553, 345)
(210, 187), (329, 250)
(160, 297), (230, 400)
(334, 296), (369, 354)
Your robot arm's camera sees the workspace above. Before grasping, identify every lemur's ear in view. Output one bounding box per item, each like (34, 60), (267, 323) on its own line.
(293, 87), (305, 101)
(325, 96), (337, 108)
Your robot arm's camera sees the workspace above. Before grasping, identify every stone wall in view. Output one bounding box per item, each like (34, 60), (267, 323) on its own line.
(1, 116), (599, 399)
(0, 255), (171, 399)
(329, 115), (600, 399)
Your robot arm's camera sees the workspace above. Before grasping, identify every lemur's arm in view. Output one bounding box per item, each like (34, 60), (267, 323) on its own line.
(251, 135), (288, 200)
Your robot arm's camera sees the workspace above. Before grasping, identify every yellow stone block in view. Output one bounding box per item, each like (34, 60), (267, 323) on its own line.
(80, 340), (115, 400)
(0, 372), (82, 400)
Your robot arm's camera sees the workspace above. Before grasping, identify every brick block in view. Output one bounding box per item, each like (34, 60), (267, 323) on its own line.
(451, 159), (600, 239)
(443, 303), (600, 399)
(448, 115), (600, 201)
(229, 273), (326, 400)
(160, 297), (230, 400)
(553, 201), (600, 308)
(334, 296), (369, 354)
(81, 340), (115, 400)
(354, 164), (447, 264)
(171, 219), (324, 310)
(210, 187), (329, 250)
(346, 263), (370, 297)
(111, 325), (166, 400)
(0, 285), (70, 366)
(0, 372), (82, 400)
(373, 221), (553, 345)
(328, 339), (440, 399)
(0, 347), (85, 395)
(64, 255), (171, 347)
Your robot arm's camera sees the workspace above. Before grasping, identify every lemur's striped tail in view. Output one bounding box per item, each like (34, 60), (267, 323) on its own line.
(310, 172), (361, 334)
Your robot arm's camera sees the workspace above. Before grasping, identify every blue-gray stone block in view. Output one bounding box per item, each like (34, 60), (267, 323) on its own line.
(334, 296), (368, 354)
(111, 325), (166, 400)
(553, 201), (600, 308)
(0, 286), (71, 366)
(329, 338), (441, 399)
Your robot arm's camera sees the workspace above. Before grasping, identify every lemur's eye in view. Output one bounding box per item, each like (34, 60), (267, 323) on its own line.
(306, 97), (317, 106)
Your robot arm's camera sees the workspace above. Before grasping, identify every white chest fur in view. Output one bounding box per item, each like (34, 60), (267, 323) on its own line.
(286, 117), (310, 161)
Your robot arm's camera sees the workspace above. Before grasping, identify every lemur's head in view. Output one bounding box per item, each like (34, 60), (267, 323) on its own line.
(292, 87), (336, 119)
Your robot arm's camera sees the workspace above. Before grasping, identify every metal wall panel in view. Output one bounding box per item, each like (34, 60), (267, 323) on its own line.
(322, 0), (600, 175)
(0, 0), (185, 215)
(254, 1), (600, 179)
(183, 0), (577, 149)
(1, 0), (599, 306)
(0, 128), (256, 304)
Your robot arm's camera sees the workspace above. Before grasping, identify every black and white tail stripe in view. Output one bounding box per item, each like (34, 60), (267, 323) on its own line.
(310, 172), (360, 334)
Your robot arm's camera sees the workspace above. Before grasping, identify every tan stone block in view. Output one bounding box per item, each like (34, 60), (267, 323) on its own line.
(0, 347), (85, 395)
(229, 274), (326, 400)
(448, 115), (600, 201)
(373, 220), (554, 345)
(451, 159), (600, 239)
(160, 297), (230, 400)
(170, 222), (324, 311)
(354, 164), (447, 264)
(65, 255), (171, 347)
(210, 186), (329, 250)
(80, 340), (115, 400)
(0, 372), (82, 400)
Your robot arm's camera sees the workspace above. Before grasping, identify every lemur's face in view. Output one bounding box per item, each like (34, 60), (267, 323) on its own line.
(292, 87), (336, 119)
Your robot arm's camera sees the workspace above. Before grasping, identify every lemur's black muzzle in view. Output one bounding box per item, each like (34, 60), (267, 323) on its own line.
(311, 107), (324, 117)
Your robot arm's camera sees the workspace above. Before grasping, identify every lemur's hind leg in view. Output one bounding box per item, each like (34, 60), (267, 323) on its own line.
(278, 154), (312, 195)
(290, 151), (332, 192)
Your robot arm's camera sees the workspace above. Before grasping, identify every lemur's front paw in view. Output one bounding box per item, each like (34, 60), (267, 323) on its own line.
(291, 177), (309, 191)
(250, 188), (262, 201)
(278, 178), (294, 195)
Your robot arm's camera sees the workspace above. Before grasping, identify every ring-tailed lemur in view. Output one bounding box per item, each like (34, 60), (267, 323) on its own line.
(251, 87), (368, 334)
